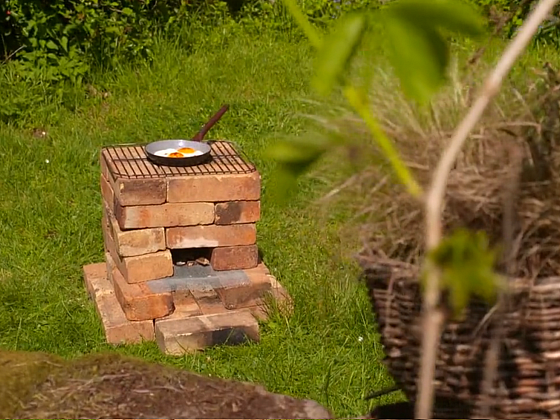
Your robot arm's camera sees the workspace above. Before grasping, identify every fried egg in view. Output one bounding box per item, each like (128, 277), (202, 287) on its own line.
(153, 148), (177, 157)
(153, 147), (205, 158)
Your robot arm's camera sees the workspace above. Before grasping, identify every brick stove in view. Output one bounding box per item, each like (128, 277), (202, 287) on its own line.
(82, 141), (291, 355)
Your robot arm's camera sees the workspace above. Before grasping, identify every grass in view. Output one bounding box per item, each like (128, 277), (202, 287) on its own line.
(0, 25), (398, 417)
(4, 12), (558, 418)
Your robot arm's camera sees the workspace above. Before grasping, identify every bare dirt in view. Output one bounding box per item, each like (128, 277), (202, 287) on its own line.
(1, 350), (331, 419)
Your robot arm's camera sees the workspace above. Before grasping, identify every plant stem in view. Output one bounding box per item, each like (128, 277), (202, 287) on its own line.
(281, 0), (323, 48)
(280, 0), (422, 199)
(416, 0), (560, 418)
(344, 85), (423, 199)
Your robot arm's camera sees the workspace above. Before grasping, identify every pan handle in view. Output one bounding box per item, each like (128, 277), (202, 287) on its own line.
(192, 104), (230, 142)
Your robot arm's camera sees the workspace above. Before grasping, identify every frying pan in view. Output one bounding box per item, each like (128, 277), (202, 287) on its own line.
(145, 104), (229, 167)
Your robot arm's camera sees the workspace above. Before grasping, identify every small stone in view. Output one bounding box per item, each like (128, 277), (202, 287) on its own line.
(195, 257), (210, 266)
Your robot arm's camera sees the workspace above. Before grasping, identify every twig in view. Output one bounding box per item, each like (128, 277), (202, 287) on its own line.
(478, 144), (523, 418)
(416, 0), (560, 418)
(2, 45), (24, 64)
(364, 385), (400, 400)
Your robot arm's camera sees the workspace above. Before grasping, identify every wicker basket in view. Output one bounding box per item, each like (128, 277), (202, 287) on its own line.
(361, 261), (560, 420)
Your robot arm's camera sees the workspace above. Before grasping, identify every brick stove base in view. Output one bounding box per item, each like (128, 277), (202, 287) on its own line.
(83, 261), (292, 355)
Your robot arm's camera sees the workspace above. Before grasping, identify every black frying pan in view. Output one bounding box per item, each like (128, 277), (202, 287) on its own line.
(145, 104), (229, 167)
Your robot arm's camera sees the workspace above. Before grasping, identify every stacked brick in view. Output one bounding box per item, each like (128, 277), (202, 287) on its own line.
(82, 144), (291, 355)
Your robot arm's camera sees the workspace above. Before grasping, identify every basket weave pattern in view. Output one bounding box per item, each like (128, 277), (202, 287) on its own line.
(364, 265), (560, 419)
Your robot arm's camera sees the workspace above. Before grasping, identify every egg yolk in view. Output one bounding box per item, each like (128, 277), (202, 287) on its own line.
(178, 147), (196, 154)
(168, 152), (184, 158)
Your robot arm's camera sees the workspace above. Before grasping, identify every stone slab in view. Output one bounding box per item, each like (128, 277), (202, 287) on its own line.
(146, 264), (249, 294)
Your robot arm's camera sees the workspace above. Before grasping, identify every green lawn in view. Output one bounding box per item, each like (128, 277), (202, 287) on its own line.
(0, 26), (397, 417)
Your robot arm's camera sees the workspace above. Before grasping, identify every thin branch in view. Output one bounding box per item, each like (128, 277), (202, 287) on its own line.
(415, 0), (560, 418)
(478, 144), (522, 418)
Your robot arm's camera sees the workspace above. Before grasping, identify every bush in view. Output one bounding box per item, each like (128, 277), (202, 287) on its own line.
(0, 0), (200, 85)
(0, 0), (377, 124)
(466, 0), (560, 45)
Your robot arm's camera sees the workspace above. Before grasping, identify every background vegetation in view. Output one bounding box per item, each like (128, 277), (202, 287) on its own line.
(1, 0), (560, 418)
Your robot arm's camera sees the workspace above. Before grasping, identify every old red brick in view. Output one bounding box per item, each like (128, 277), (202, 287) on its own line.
(210, 245), (259, 271)
(155, 309), (260, 355)
(121, 251), (174, 284)
(156, 291), (202, 324)
(101, 152), (167, 206)
(111, 265), (174, 321)
(215, 201), (260, 225)
(100, 174), (115, 214)
(167, 172), (261, 203)
(104, 225), (173, 283)
(83, 262), (114, 300)
(166, 224), (256, 249)
(96, 291), (155, 344)
(215, 263), (272, 310)
(100, 152), (113, 183)
(115, 202), (214, 230)
(190, 284), (227, 315)
(105, 207), (165, 257)
(83, 262), (155, 344)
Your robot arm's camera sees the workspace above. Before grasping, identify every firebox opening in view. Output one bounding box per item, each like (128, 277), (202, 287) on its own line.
(171, 248), (213, 267)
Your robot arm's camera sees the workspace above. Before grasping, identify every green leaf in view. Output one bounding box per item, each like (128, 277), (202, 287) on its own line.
(266, 134), (335, 204)
(60, 36), (68, 52)
(122, 7), (134, 16)
(46, 40), (58, 51)
(426, 229), (501, 318)
(265, 135), (331, 165)
(388, 0), (485, 39)
(312, 12), (367, 96)
(385, 16), (448, 105)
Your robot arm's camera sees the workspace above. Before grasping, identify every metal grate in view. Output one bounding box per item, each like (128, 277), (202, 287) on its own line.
(101, 141), (257, 179)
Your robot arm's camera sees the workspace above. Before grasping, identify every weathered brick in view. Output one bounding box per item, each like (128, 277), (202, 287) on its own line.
(83, 262), (114, 300)
(104, 216), (173, 283)
(101, 151), (167, 206)
(156, 291), (202, 325)
(115, 178), (167, 207)
(96, 292), (155, 344)
(83, 262), (155, 344)
(115, 202), (214, 230)
(100, 152), (113, 183)
(215, 201), (260, 225)
(210, 245), (259, 271)
(167, 224), (256, 249)
(100, 174), (115, 214)
(105, 227), (174, 283)
(105, 208), (166, 257)
(111, 265), (174, 321)
(155, 309), (260, 355)
(167, 172), (260, 203)
(215, 263), (272, 310)
(189, 282), (227, 315)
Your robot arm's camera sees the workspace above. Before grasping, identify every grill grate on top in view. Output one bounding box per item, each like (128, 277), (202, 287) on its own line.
(101, 141), (257, 179)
